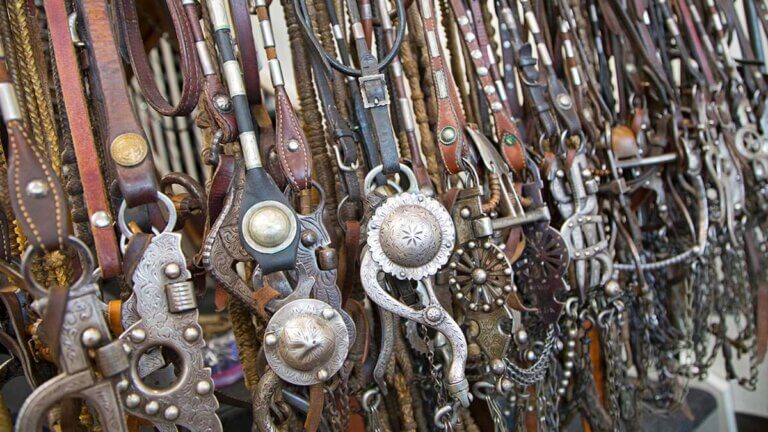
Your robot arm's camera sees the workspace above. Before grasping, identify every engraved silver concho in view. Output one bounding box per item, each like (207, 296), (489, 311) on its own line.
(264, 299), (350, 385)
(367, 192), (454, 280)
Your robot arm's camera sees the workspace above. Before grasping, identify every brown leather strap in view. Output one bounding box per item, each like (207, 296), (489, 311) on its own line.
(115, 0), (202, 117)
(304, 383), (325, 432)
(6, 120), (68, 252)
(77, 0), (159, 207)
(415, 0), (466, 174)
(183, 2), (238, 142)
(230, 0), (262, 106)
(122, 232), (153, 281)
(46, 0), (121, 278)
(341, 219), (361, 307)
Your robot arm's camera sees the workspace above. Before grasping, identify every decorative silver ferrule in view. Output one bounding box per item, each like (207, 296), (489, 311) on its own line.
(240, 131), (262, 169)
(269, 59), (284, 87)
(208, 0), (231, 31)
(223, 60), (245, 95)
(0, 83), (21, 122)
(196, 41), (216, 75)
(260, 19), (275, 48)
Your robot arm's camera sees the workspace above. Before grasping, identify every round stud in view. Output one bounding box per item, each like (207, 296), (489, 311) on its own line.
(110, 133), (148, 167)
(196, 380), (212, 395)
(25, 180), (49, 198)
(164, 405), (180, 421)
(525, 350), (537, 362)
(125, 394), (140, 408)
(90, 211), (112, 228)
(439, 126), (458, 144)
(214, 94), (232, 111)
(130, 329), (146, 344)
(184, 327), (200, 342)
(604, 280), (620, 297)
(164, 263), (182, 279)
(81, 328), (102, 347)
(264, 333), (278, 346)
(322, 308), (336, 320)
(122, 343), (132, 355)
(144, 401), (160, 416)
(117, 379), (129, 392)
(287, 139), (300, 152)
(317, 369), (329, 381)
(514, 329), (529, 345)
(460, 207), (471, 219)
(491, 359), (506, 375)
(471, 268), (488, 284)
(301, 230), (317, 247)
(247, 205), (293, 248)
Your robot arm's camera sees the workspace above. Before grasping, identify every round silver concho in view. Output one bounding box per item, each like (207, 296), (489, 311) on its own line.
(263, 299), (349, 385)
(367, 192), (455, 280)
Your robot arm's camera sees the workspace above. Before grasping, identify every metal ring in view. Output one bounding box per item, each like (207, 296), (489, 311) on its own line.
(362, 388), (382, 412)
(363, 163), (419, 194)
(433, 404), (456, 430)
(471, 381), (496, 400)
(117, 192), (178, 240)
(22, 236), (95, 299)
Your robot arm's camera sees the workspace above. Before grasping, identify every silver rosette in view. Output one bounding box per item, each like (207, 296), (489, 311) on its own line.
(367, 192), (455, 280)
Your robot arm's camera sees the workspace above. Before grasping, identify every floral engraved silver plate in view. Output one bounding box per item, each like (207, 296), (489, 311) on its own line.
(264, 299), (350, 385)
(367, 192), (455, 280)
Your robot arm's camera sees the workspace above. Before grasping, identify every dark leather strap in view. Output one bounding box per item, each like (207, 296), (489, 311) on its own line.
(6, 120), (68, 252)
(77, 0), (159, 207)
(115, 0), (202, 117)
(230, 0), (262, 106)
(46, 0), (121, 278)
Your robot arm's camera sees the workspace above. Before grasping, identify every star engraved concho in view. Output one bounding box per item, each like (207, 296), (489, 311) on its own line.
(263, 299), (350, 386)
(367, 192), (454, 280)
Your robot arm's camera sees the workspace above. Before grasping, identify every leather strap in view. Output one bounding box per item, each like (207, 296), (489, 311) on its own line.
(341, 219), (361, 307)
(415, 0), (466, 174)
(253, 2), (313, 191)
(46, 0), (121, 278)
(115, 0), (202, 117)
(230, 0), (262, 106)
(304, 383), (325, 432)
(77, 0), (159, 207)
(449, 0), (526, 172)
(183, 1), (238, 142)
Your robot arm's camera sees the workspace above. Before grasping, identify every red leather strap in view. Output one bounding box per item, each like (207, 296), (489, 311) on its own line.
(46, 0), (121, 278)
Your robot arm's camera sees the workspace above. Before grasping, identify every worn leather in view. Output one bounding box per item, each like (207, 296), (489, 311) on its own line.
(273, 87), (312, 191)
(46, 0), (121, 278)
(77, 0), (159, 207)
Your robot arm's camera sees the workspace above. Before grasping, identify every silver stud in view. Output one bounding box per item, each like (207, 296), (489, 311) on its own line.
(81, 328), (102, 347)
(125, 394), (140, 408)
(144, 401), (160, 415)
(317, 369), (329, 381)
(164, 405), (180, 420)
(214, 94), (232, 111)
(264, 333), (278, 346)
(184, 327), (200, 342)
(287, 140), (300, 152)
(90, 211), (112, 228)
(460, 207), (471, 218)
(117, 379), (129, 392)
(196, 380), (212, 395)
(164, 263), (182, 279)
(130, 329), (146, 343)
(322, 308), (336, 319)
(26, 180), (49, 198)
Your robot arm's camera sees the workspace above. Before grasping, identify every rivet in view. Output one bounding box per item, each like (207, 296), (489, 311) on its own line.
(287, 140), (300, 152)
(90, 211), (112, 228)
(164, 405), (180, 420)
(439, 126), (457, 144)
(196, 380), (212, 395)
(25, 180), (49, 198)
(164, 263), (182, 279)
(81, 328), (102, 347)
(184, 327), (200, 342)
(125, 394), (140, 408)
(322, 308), (336, 319)
(265, 333), (278, 346)
(317, 369), (329, 381)
(130, 329), (146, 343)
(214, 94), (232, 111)
(144, 401), (160, 415)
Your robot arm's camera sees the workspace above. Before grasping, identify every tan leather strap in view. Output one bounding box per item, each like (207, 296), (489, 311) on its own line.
(115, 0), (202, 117)
(304, 383), (325, 432)
(45, 0), (121, 278)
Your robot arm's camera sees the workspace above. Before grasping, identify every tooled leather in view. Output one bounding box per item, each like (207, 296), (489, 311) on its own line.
(6, 122), (68, 252)
(77, 0), (159, 207)
(115, 0), (202, 117)
(274, 87), (312, 191)
(46, 0), (121, 278)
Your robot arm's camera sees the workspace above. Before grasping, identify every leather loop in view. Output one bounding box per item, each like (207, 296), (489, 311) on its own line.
(274, 87), (312, 191)
(115, 0), (202, 117)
